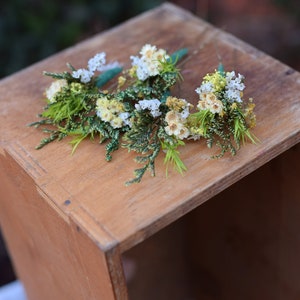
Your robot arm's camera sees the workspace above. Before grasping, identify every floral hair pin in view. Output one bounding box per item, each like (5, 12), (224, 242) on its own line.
(30, 45), (257, 185)
(187, 63), (257, 157)
(29, 44), (189, 184)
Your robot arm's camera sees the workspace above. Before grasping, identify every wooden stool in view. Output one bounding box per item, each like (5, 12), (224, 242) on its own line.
(0, 3), (299, 299)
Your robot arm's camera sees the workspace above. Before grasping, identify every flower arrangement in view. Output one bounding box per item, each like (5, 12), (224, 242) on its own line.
(30, 44), (257, 185)
(188, 64), (257, 157)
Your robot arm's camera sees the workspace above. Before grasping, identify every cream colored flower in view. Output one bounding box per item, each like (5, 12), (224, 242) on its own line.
(197, 92), (223, 115)
(140, 44), (157, 59)
(45, 79), (68, 103)
(131, 44), (169, 81)
(154, 48), (169, 62)
(176, 124), (190, 139)
(110, 117), (123, 129)
(165, 110), (180, 123)
(165, 122), (178, 136)
(165, 111), (190, 140)
(208, 99), (223, 114)
(197, 100), (207, 110)
(99, 108), (113, 122)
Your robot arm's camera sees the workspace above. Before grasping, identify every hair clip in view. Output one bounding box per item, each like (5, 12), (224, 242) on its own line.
(188, 63), (258, 158)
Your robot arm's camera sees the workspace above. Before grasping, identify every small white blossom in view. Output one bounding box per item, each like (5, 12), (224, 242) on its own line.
(138, 99), (160, 110)
(224, 89), (243, 103)
(136, 64), (149, 81)
(165, 122), (190, 140)
(97, 61), (122, 72)
(140, 44), (157, 58)
(87, 52), (106, 72)
(131, 44), (169, 81)
(72, 52), (119, 84)
(131, 56), (149, 81)
(147, 63), (160, 77)
(150, 109), (161, 118)
(45, 79), (68, 103)
(72, 68), (93, 83)
(164, 110), (190, 140)
(195, 82), (214, 95)
(135, 99), (162, 117)
(180, 107), (190, 119)
(226, 72), (245, 91)
(119, 112), (132, 127)
(225, 71), (245, 103)
(208, 99), (223, 114)
(134, 103), (141, 111)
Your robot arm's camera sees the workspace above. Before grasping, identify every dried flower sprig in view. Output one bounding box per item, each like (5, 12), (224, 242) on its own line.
(29, 52), (123, 158)
(188, 63), (257, 157)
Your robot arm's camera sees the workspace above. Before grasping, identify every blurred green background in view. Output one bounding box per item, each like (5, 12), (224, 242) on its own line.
(0, 0), (163, 78)
(1, 0), (300, 79)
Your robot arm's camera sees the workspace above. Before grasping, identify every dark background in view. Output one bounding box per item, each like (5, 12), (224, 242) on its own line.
(1, 0), (300, 287)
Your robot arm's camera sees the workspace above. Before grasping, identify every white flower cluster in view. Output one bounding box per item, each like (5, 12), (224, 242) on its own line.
(45, 79), (68, 103)
(224, 71), (245, 103)
(119, 112), (132, 127)
(179, 100), (192, 119)
(195, 82), (214, 95)
(135, 99), (161, 117)
(130, 44), (169, 81)
(87, 52), (106, 72)
(72, 69), (94, 84)
(71, 52), (121, 84)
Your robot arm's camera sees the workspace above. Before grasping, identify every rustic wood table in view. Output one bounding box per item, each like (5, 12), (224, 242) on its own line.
(0, 3), (299, 300)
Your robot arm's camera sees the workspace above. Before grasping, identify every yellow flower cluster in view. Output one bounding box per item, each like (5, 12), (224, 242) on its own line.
(244, 100), (256, 128)
(117, 76), (126, 89)
(197, 92), (224, 115)
(96, 96), (126, 128)
(188, 125), (205, 139)
(69, 82), (84, 93)
(166, 96), (188, 111)
(203, 71), (226, 92)
(164, 96), (190, 140)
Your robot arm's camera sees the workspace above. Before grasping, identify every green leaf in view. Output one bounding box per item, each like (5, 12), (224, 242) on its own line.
(69, 133), (89, 154)
(95, 67), (122, 88)
(217, 63), (225, 76)
(162, 140), (187, 176)
(168, 48), (188, 64)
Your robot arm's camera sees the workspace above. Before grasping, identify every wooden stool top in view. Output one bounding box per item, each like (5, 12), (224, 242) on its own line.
(0, 3), (299, 253)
